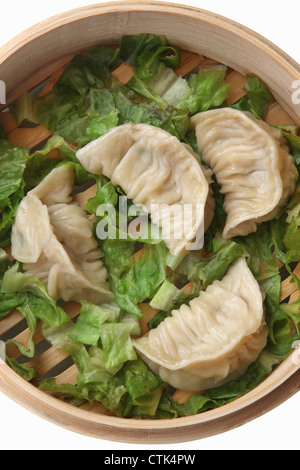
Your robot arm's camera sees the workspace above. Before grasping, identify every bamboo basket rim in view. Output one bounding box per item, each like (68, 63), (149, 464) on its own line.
(0, 0), (300, 442)
(0, 346), (300, 433)
(0, 1), (300, 115)
(0, 0), (299, 75)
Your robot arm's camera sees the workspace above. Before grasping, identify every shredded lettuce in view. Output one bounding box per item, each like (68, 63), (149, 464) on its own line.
(0, 262), (70, 375)
(10, 34), (229, 148)
(176, 238), (244, 290)
(243, 74), (274, 119)
(85, 175), (162, 244)
(68, 301), (120, 346)
(1, 33), (299, 420)
(10, 41), (189, 146)
(1, 263), (70, 328)
(24, 134), (94, 191)
(0, 251), (27, 320)
(178, 66), (230, 113)
(147, 290), (197, 330)
(0, 125), (29, 246)
(156, 391), (217, 418)
(57, 54), (112, 96)
(149, 279), (181, 311)
(40, 315), (162, 416)
(102, 240), (167, 317)
(42, 342), (129, 416)
(231, 74), (274, 119)
(128, 59), (230, 116)
(6, 357), (37, 382)
(119, 34), (169, 66)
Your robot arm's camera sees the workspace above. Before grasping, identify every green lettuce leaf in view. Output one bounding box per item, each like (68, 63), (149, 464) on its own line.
(68, 301), (120, 347)
(127, 43), (229, 116)
(270, 206), (300, 287)
(177, 239), (244, 290)
(238, 223), (280, 281)
(42, 321), (83, 357)
(40, 346), (127, 416)
(243, 74), (274, 119)
(86, 176), (162, 244)
(0, 262), (71, 373)
(0, 248), (10, 278)
(0, 129), (28, 246)
(40, 310), (156, 416)
(10, 39), (189, 146)
(56, 54), (112, 96)
(0, 138), (28, 211)
(123, 357), (164, 417)
(156, 391), (217, 418)
(119, 34), (168, 66)
(24, 134), (94, 192)
(103, 241), (167, 317)
(0, 250), (27, 320)
(65, 299), (140, 370)
(1, 263), (70, 327)
(6, 357), (37, 381)
(10, 86), (118, 149)
(231, 74), (274, 119)
(99, 322), (138, 369)
(6, 302), (37, 358)
(282, 131), (300, 185)
(84, 181), (118, 215)
(147, 290), (197, 330)
(113, 90), (189, 140)
(0, 289), (27, 321)
(88, 46), (120, 70)
(179, 65), (230, 114)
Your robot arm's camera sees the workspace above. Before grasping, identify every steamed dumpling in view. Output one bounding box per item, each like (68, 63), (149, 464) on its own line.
(190, 108), (298, 239)
(11, 165), (113, 304)
(133, 257), (268, 391)
(183, 143), (215, 231)
(76, 123), (215, 256)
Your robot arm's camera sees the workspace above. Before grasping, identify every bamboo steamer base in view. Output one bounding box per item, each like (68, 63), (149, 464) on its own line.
(0, 2), (300, 443)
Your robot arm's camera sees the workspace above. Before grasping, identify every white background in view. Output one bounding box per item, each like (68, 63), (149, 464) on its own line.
(0, 0), (299, 451)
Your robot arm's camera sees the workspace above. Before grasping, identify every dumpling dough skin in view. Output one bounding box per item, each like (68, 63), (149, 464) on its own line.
(133, 257), (268, 391)
(11, 165), (113, 304)
(190, 108), (298, 239)
(76, 123), (215, 256)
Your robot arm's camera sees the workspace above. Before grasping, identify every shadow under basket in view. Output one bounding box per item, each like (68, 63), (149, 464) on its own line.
(0, 1), (300, 444)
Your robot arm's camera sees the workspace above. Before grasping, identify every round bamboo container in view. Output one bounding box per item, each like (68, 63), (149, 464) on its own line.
(0, 1), (300, 444)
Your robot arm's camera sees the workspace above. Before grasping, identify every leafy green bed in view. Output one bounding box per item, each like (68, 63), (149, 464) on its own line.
(0, 34), (300, 419)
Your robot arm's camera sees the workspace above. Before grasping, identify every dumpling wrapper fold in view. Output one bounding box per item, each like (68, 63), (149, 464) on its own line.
(190, 108), (298, 239)
(11, 165), (113, 304)
(133, 257), (268, 391)
(76, 123), (215, 256)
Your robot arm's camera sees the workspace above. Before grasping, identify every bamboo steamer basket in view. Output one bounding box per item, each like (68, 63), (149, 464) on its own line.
(0, 1), (300, 444)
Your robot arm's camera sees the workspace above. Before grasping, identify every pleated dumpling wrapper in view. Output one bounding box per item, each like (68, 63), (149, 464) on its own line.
(11, 165), (113, 304)
(190, 108), (298, 239)
(133, 257), (268, 391)
(76, 123), (215, 257)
